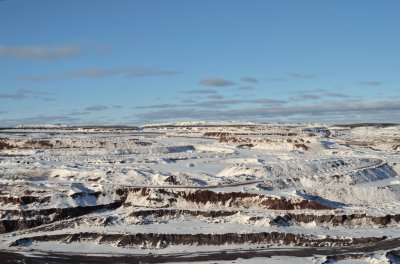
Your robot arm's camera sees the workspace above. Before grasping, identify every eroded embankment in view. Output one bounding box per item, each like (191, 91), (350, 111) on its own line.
(9, 231), (386, 249)
(270, 213), (400, 227)
(3, 186), (398, 236)
(128, 209), (400, 228)
(0, 187), (333, 234)
(118, 187), (333, 210)
(0, 202), (121, 233)
(0, 138), (151, 150)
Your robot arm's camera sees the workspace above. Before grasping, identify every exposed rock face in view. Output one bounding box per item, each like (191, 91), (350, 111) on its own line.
(0, 139), (13, 150)
(217, 136), (312, 150)
(0, 138), (151, 149)
(0, 195), (42, 205)
(3, 204), (399, 235)
(236, 143), (255, 149)
(270, 213), (400, 227)
(204, 132), (231, 137)
(0, 138), (53, 149)
(119, 188), (333, 210)
(128, 209), (238, 218)
(0, 202), (121, 233)
(163, 175), (178, 185)
(219, 136), (271, 143)
(10, 232), (386, 249)
(294, 143), (309, 150)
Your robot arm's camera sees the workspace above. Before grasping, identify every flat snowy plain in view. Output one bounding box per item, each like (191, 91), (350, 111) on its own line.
(0, 122), (399, 263)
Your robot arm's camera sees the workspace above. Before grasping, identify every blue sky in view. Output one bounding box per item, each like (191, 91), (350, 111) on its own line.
(1, 0), (399, 125)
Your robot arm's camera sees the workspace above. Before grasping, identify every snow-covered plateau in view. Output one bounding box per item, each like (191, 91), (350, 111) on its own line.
(0, 122), (400, 263)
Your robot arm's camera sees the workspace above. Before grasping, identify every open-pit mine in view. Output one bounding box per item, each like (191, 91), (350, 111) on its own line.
(0, 122), (400, 263)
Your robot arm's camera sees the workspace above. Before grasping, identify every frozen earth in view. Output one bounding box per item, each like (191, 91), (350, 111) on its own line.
(0, 122), (400, 263)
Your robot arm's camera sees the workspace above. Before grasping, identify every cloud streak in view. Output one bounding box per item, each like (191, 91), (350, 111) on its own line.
(0, 89), (53, 100)
(247, 99), (287, 105)
(134, 97), (287, 111)
(68, 111), (90, 116)
(207, 94), (224, 100)
(199, 78), (235, 87)
(291, 93), (320, 100)
(85, 105), (108, 111)
(0, 115), (80, 126)
(241, 77), (258, 83)
(182, 89), (217, 94)
(289, 73), (315, 79)
(0, 44), (81, 60)
(133, 104), (178, 109)
(324, 92), (351, 98)
(137, 99), (400, 122)
(291, 89), (355, 101)
(237, 86), (254, 91)
(21, 67), (181, 81)
(359, 80), (381, 86)
(266, 77), (286, 82)
(192, 99), (242, 108)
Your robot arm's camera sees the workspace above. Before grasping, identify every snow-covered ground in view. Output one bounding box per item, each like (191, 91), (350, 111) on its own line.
(0, 123), (399, 263)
